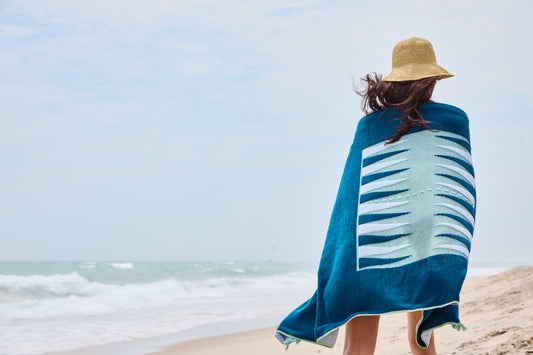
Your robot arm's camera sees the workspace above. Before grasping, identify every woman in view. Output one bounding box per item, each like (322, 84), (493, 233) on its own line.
(276, 37), (475, 355)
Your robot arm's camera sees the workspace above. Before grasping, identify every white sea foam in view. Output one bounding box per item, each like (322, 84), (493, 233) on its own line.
(1, 272), (315, 320)
(230, 268), (245, 273)
(0, 267), (317, 354)
(80, 261), (96, 269)
(0, 272), (89, 302)
(109, 262), (134, 269)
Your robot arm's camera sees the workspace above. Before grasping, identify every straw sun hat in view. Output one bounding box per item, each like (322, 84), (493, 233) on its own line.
(382, 37), (453, 82)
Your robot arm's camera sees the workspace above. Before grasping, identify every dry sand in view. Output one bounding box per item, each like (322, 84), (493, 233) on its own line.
(146, 266), (533, 355)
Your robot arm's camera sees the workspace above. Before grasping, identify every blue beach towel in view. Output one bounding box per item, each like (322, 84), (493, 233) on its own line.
(275, 102), (475, 349)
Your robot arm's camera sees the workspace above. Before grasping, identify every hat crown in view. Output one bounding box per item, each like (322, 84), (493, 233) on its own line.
(392, 37), (437, 67)
(382, 36), (453, 82)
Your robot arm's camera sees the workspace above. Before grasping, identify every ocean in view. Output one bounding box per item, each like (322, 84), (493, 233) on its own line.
(0, 261), (317, 355)
(0, 260), (509, 355)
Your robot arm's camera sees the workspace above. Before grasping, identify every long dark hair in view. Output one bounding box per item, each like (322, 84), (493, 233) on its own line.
(355, 73), (439, 143)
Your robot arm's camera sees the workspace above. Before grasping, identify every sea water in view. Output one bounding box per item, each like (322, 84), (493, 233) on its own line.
(0, 260), (512, 355)
(0, 261), (317, 354)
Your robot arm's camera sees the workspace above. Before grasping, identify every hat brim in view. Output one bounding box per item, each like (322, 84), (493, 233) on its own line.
(382, 63), (453, 82)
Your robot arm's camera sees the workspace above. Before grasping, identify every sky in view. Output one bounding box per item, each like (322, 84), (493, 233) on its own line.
(0, 0), (532, 264)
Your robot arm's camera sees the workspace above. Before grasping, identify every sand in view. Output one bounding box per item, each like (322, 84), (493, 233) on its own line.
(146, 266), (533, 355)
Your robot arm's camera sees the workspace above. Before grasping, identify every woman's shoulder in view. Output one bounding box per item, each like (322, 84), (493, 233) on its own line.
(362, 102), (466, 115)
(359, 102), (468, 125)
(421, 102), (468, 119)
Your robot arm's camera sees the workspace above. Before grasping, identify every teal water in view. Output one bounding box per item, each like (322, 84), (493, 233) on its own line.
(0, 260), (316, 284)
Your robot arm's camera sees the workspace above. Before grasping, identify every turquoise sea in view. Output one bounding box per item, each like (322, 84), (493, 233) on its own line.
(0, 260), (509, 354)
(0, 260), (316, 354)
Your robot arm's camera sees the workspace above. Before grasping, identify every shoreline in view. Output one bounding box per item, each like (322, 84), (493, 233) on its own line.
(44, 266), (533, 355)
(42, 317), (282, 355)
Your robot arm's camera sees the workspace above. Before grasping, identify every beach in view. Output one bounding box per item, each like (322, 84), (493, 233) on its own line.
(146, 266), (533, 355)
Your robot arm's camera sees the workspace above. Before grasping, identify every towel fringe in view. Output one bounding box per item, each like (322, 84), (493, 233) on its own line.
(275, 331), (301, 350)
(283, 337), (300, 350)
(452, 323), (467, 331)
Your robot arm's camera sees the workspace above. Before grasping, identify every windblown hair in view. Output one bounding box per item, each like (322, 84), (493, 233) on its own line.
(355, 73), (439, 143)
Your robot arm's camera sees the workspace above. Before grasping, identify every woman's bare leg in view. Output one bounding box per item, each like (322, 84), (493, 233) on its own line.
(407, 311), (436, 355)
(343, 315), (380, 355)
